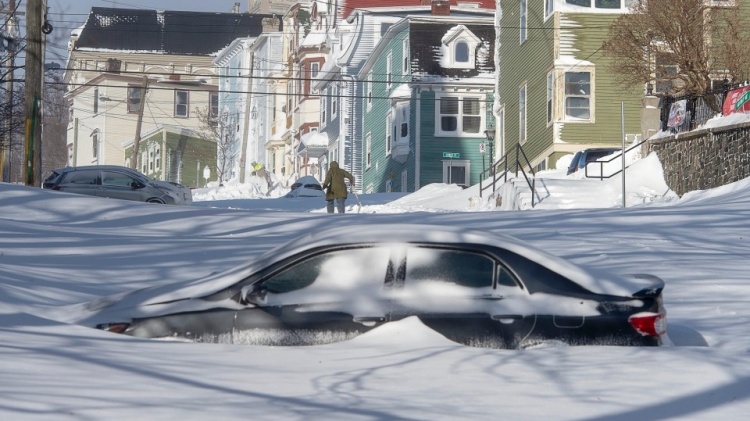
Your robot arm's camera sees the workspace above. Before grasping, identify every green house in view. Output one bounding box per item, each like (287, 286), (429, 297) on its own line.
(124, 125), (217, 189)
(358, 9), (496, 193)
(498, 0), (644, 172)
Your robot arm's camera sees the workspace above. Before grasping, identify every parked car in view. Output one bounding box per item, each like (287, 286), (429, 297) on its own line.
(43, 165), (192, 205)
(284, 176), (324, 198)
(86, 224), (668, 349)
(567, 148), (621, 175)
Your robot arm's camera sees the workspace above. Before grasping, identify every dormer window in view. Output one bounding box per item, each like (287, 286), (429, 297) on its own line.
(441, 25), (481, 69)
(455, 41), (469, 63)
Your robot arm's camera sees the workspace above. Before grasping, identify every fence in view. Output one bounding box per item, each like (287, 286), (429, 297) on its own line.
(658, 81), (749, 134)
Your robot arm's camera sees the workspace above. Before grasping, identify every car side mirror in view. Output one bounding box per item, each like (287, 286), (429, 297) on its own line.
(240, 284), (267, 305)
(131, 181), (143, 189)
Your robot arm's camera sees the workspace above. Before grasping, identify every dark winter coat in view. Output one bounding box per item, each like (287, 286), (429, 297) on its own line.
(322, 161), (354, 201)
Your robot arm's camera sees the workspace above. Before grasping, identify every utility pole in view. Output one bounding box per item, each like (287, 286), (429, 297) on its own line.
(24, 0), (43, 186)
(1, 0), (21, 182)
(131, 75), (148, 170)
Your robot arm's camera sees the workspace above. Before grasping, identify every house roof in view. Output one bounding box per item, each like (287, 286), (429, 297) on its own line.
(340, 0), (495, 18)
(75, 8), (280, 56)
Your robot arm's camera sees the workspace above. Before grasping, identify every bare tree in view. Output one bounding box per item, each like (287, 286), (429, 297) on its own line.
(603, 0), (750, 97)
(41, 66), (69, 176)
(195, 106), (236, 185)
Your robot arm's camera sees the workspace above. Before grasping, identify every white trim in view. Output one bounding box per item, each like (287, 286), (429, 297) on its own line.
(442, 159), (470, 186)
(434, 93), (486, 138)
(519, 83), (527, 144)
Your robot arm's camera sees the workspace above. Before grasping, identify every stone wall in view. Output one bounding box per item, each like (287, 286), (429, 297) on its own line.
(648, 122), (750, 196)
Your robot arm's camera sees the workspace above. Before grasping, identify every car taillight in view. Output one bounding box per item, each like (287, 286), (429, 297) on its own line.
(628, 312), (666, 337)
(96, 322), (131, 334)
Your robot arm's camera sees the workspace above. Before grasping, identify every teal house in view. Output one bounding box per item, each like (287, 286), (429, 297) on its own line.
(357, 5), (495, 193)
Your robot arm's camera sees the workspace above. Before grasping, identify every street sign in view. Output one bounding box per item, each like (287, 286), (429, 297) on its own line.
(442, 152), (460, 159)
(479, 143), (486, 153)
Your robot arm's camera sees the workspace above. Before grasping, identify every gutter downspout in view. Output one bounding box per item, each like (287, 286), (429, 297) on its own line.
(415, 86), (421, 191)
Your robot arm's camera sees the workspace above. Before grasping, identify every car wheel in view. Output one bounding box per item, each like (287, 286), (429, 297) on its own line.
(146, 199), (165, 204)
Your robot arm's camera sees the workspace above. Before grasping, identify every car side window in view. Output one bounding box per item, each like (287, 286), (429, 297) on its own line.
(102, 171), (135, 187)
(405, 247), (495, 289)
(260, 247), (391, 305)
(64, 170), (99, 185)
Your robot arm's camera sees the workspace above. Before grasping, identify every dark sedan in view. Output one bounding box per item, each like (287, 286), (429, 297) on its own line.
(86, 224), (668, 349)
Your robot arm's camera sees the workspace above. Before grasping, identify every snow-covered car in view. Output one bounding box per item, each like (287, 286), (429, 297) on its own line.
(85, 224), (668, 349)
(43, 165), (192, 205)
(284, 176), (325, 198)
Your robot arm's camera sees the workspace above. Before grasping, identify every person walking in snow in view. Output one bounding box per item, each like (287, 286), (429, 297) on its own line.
(251, 161), (272, 194)
(322, 161), (354, 214)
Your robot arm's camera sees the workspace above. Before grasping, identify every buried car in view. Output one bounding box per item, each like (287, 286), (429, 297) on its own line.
(284, 176), (325, 198)
(85, 224), (667, 349)
(43, 165), (192, 205)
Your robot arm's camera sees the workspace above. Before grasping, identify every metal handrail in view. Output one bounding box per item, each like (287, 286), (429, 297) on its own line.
(479, 144), (540, 207)
(584, 139), (648, 180)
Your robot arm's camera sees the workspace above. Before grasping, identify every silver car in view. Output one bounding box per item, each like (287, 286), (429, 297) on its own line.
(43, 165), (192, 205)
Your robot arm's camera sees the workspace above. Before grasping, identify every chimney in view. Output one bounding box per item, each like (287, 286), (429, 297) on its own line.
(432, 0), (451, 16)
(262, 17), (280, 32)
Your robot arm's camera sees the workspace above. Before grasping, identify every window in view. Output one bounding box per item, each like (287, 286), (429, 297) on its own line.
(463, 98), (481, 134)
(547, 72), (554, 125)
(210, 94), (219, 120)
(365, 132), (372, 168)
(174, 90), (189, 117)
(399, 105), (408, 139)
(436, 95), (483, 137)
(92, 132), (99, 159)
(455, 41), (469, 63)
(386, 53), (392, 90)
(102, 171), (135, 187)
(564, 72), (591, 120)
(380, 23), (392, 36)
(519, 84), (527, 143)
(367, 72), (373, 111)
(565, 0), (635, 8)
(93, 88), (99, 114)
(128, 86), (142, 113)
(259, 247), (390, 299)
(442, 26), (480, 69)
(520, 0), (527, 43)
(403, 38), (409, 73)
(311, 62), (319, 78)
(385, 112), (392, 155)
(545, 0), (555, 17)
(442, 159), (470, 186)
(321, 90), (327, 124)
(65, 170), (99, 185)
(405, 248), (495, 289)
(331, 84), (338, 119)
(155, 147), (161, 170)
(297, 64), (304, 98)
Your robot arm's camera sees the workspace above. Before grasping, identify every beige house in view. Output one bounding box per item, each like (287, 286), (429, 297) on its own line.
(64, 7), (273, 184)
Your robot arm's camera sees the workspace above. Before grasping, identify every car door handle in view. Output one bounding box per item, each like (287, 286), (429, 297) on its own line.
(491, 314), (524, 323)
(481, 295), (505, 301)
(353, 316), (386, 325)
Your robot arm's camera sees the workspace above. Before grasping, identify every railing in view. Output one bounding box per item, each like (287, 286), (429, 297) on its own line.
(479, 144), (541, 207)
(657, 80), (750, 134)
(584, 138), (647, 180)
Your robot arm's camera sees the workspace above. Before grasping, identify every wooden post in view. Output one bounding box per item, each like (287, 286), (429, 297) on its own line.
(131, 75), (148, 170)
(24, 0), (42, 186)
